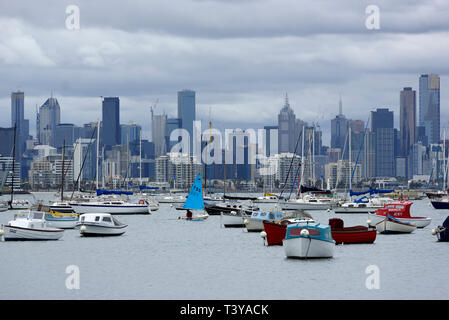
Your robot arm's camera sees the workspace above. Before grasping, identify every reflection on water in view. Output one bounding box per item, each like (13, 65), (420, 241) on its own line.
(0, 192), (448, 299)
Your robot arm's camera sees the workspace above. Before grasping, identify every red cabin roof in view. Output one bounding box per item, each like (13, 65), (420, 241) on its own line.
(375, 201), (413, 218)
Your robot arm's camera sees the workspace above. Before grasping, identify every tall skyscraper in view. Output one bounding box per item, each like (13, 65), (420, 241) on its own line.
(331, 96), (349, 159)
(11, 91), (30, 178)
(371, 108), (395, 177)
(152, 111), (167, 157)
(419, 74), (440, 145)
(165, 118), (181, 153)
(101, 97), (120, 149)
(177, 89), (196, 153)
(121, 122), (141, 145)
(38, 96), (61, 147)
(278, 94), (297, 154)
(400, 87), (416, 157)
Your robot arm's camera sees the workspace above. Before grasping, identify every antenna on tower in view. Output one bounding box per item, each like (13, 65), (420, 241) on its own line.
(150, 98), (159, 120)
(339, 94), (343, 115)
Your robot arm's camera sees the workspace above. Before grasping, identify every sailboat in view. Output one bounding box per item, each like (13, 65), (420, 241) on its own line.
(178, 173), (209, 221)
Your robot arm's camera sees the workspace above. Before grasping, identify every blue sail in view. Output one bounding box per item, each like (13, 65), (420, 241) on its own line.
(183, 173), (204, 210)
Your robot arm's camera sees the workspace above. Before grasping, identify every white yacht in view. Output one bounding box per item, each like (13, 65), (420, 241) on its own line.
(69, 198), (155, 215)
(334, 197), (394, 214)
(281, 194), (335, 211)
(76, 213), (127, 236)
(1, 211), (64, 241)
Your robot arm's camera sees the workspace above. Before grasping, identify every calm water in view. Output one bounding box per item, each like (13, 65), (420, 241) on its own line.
(1, 193), (448, 300)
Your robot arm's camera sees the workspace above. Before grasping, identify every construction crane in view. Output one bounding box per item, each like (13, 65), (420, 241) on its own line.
(150, 98), (159, 120)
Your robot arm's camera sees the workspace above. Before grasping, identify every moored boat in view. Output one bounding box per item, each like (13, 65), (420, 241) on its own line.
(220, 210), (250, 228)
(430, 198), (449, 210)
(375, 214), (417, 234)
(69, 199), (151, 215)
(431, 216), (449, 242)
(283, 221), (334, 258)
(1, 210), (64, 241)
(244, 209), (285, 232)
(76, 213), (127, 236)
(368, 201), (431, 228)
(44, 202), (79, 229)
(328, 218), (376, 245)
(262, 211), (315, 246)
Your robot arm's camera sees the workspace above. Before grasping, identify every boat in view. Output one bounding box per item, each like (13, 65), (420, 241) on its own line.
(178, 173), (209, 221)
(431, 216), (449, 242)
(1, 210), (64, 241)
(280, 194), (334, 211)
(244, 208), (285, 232)
(154, 194), (186, 204)
(76, 213), (127, 236)
(334, 196), (394, 214)
(426, 190), (448, 200)
(283, 221), (335, 258)
(430, 197), (449, 210)
(205, 201), (258, 216)
(252, 193), (279, 204)
(328, 218), (376, 245)
(261, 210), (315, 246)
(368, 201), (431, 228)
(43, 202), (79, 229)
(220, 210), (250, 228)
(375, 214), (417, 234)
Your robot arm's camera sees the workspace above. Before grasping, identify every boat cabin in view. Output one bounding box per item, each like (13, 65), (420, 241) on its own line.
(375, 201), (413, 218)
(79, 213), (123, 226)
(285, 222), (334, 243)
(250, 210), (284, 221)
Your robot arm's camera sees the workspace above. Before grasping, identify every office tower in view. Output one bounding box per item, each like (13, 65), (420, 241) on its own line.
(400, 87), (416, 158)
(419, 74), (440, 145)
(177, 89), (196, 153)
(152, 111), (167, 158)
(165, 118), (181, 153)
(349, 120), (365, 133)
(38, 96), (61, 147)
(101, 97), (120, 149)
(331, 96), (349, 159)
(121, 122), (141, 145)
(11, 91), (29, 159)
(371, 108), (395, 177)
(55, 123), (81, 150)
(263, 125), (278, 157)
(278, 94), (297, 154)
(73, 138), (97, 183)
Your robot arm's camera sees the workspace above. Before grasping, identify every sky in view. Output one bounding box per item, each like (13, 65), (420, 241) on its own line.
(0, 0), (448, 145)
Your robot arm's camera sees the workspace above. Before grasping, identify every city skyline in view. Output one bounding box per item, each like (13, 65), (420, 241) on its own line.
(1, 0), (448, 146)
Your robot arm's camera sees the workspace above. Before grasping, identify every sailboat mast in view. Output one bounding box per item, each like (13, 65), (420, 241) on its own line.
(349, 126), (352, 194)
(9, 123), (17, 209)
(209, 116), (212, 195)
(139, 130), (142, 185)
(299, 125), (305, 197)
(61, 140), (65, 202)
(96, 119), (100, 190)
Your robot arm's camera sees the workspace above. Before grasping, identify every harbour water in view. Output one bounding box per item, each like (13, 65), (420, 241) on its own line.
(1, 193), (448, 300)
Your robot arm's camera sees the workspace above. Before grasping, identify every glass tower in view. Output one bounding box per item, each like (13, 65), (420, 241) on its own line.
(101, 97), (120, 148)
(419, 74), (440, 146)
(177, 90), (196, 154)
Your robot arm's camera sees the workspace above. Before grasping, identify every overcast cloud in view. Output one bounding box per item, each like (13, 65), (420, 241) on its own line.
(0, 0), (448, 144)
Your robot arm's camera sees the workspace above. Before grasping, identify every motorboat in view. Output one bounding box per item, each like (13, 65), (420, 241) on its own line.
(69, 198), (152, 215)
(1, 210), (64, 241)
(328, 218), (376, 245)
(375, 214), (417, 234)
(281, 194), (334, 211)
(8, 199), (33, 210)
(43, 202), (79, 229)
(76, 213), (127, 236)
(261, 210), (315, 246)
(334, 196), (393, 214)
(368, 201), (431, 228)
(244, 208), (285, 232)
(220, 210), (250, 228)
(283, 221), (334, 258)
(178, 173), (209, 221)
(252, 193), (279, 204)
(154, 194), (186, 204)
(431, 216), (449, 242)
(205, 202), (258, 216)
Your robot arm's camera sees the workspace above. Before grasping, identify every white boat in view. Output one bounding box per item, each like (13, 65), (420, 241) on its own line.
(154, 194), (186, 204)
(375, 214), (417, 234)
(244, 209), (285, 232)
(220, 210), (250, 228)
(252, 194), (279, 204)
(9, 199), (33, 210)
(281, 195), (334, 211)
(368, 201), (431, 228)
(76, 213), (127, 236)
(69, 199), (151, 215)
(178, 173), (209, 221)
(43, 202), (79, 229)
(1, 211), (64, 241)
(283, 221), (334, 258)
(334, 197), (393, 214)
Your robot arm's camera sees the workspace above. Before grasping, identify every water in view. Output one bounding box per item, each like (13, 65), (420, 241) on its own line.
(1, 193), (448, 300)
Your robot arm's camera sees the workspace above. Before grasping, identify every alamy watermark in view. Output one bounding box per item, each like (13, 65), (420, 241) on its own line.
(365, 265), (380, 290)
(65, 265), (80, 290)
(365, 5), (380, 30)
(65, 5), (80, 30)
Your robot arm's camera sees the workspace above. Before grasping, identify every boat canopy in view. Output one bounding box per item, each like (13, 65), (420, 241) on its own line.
(139, 186), (159, 191)
(183, 173), (205, 210)
(350, 188), (394, 197)
(96, 189), (133, 196)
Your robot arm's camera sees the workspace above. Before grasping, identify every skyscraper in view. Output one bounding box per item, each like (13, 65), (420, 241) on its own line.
(38, 96), (61, 147)
(419, 74), (440, 145)
(165, 118), (181, 153)
(278, 94), (297, 154)
(400, 87), (416, 157)
(177, 89), (196, 154)
(11, 91), (30, 178)
(371, 108), (395, 177)
(331, 96), (349, 159)
(152, 111), (167, 158)
(101, 97), (120, 149)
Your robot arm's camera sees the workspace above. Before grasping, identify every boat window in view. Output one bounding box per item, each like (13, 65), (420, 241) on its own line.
(260, 212), (267, 217)
(289, 227), (322, 237)
(395, 205), (404, 209)
(252, 212), (258, 217)
(95, 216), (100, 221)
(268, 213), (274, 220)
(81, 216), (85, 222)
(102, 217), (112, 222)
(386, 205), (395, 209)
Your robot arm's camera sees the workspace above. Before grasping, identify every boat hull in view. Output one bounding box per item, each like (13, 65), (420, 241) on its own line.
(283, 237), (334, 258)
(244, 218), (265, 232)
(331, 229), (377, 245)
(437, 230), (449, 242)
(69, 203), (150, 215)
(263, 221), (286, 246)
(221, 213), (246, 228)
(179, 214), (209, 221)
(2, 225), (64, 241)
(369, 214), (431, 228)
(430, 201), (449, 210)
(375, 219), (416, 234)
(76, 223), (126, 236)
(281, 202), (331, 211)
(333, 206), (380, 214)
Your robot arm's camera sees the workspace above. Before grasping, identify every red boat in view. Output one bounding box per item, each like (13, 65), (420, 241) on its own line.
(369, 201), (431, 228)
(328, 218), (377, 245)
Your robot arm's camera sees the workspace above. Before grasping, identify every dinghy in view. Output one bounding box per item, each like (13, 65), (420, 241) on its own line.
(368, 201), (431, 228)
(328, 218), (376, 245)
(375, 214), (417, 234)
(178, 173), (209, 221)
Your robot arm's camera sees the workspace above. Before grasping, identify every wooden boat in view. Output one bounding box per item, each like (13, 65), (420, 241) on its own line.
(431, 216), (449, 242)
(328, 218), (376, 245)
(178, 173), (209, 221)
(262, 211), (315, 246)
(1, 211), (64, 241)
(44, 202), (79, 229)
(375, 214), (417, 234)
(368, 201), (431, 228)
(283, 221), (334, 258)
(76, 213), (127, 236)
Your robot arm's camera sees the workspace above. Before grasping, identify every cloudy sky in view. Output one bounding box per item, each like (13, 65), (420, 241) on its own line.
(0, 0), (448, 145)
